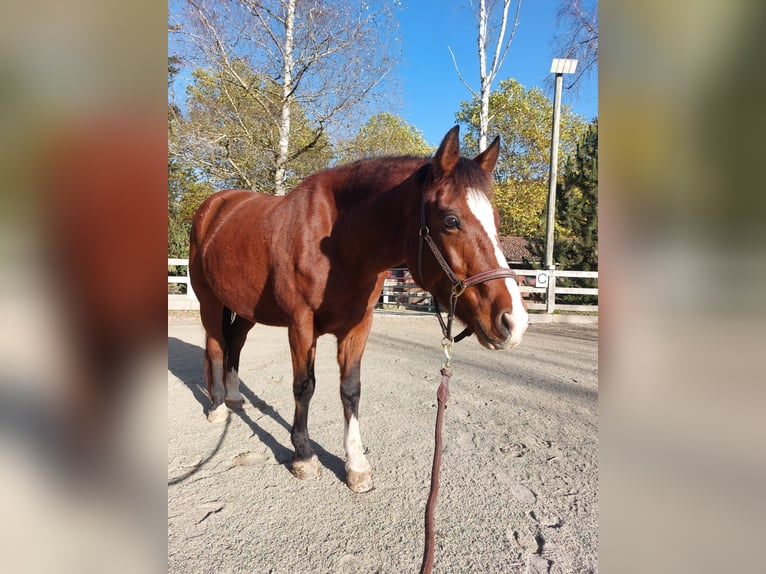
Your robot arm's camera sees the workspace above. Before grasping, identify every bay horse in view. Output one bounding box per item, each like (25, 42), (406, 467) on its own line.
(189, 126), (528, 493)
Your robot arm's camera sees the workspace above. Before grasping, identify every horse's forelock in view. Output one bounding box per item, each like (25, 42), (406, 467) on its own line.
(450, 158), (495, 201)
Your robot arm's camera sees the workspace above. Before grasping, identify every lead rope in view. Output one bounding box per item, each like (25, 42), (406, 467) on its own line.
(419, 365), (451, 574)
(416, 186), (519, 573)
(419, 291), (458, 574)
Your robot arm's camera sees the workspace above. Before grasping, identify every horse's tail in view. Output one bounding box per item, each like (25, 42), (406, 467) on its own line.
(221, 305), (235, 366)
(222, 306), (235, 339)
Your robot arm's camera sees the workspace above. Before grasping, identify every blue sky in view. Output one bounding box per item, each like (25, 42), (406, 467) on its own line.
(396, 1), (598, 146)
(169, 1), (598, 148)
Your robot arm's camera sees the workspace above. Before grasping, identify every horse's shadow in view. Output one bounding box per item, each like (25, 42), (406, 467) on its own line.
(167, 337), (346, 484)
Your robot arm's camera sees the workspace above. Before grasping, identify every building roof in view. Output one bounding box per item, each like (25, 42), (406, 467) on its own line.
(499, 236), (542, 263)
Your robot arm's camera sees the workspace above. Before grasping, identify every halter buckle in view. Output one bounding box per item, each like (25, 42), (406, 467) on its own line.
(451, 281), (466, 297)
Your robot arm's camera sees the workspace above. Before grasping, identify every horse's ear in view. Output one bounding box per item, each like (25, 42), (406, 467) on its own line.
(432, 126), (460, 180)
(474, 136), (500, 174)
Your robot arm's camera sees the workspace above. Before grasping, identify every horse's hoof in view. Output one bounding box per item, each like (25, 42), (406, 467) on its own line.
(207, 403), (229, 423)
(346, 470), (374, 493)
(291, 455), (322, 480)
(224, 398), (245, 411)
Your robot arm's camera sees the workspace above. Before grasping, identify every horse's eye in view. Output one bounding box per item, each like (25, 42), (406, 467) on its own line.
(443, 215), (461, 229)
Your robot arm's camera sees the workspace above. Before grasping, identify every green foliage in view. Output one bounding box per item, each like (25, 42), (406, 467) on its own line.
(527, 119), (598, 303)
(456, 78), (587, 237)
(168, 149), (214, 258)
(494, 180), (547, 239)
(554, 118), (598, 271)
(181, 64), (332, 193)
(337, 112), (433, 164)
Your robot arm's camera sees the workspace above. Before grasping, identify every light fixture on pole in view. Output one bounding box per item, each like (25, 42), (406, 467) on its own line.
(543, 58), (577, 313)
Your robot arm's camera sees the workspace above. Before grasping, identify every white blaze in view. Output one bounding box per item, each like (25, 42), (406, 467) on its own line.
(466, 188), (529, 346)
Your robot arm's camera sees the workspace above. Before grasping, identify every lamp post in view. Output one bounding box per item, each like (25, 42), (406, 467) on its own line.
(544, 58), (578, 313)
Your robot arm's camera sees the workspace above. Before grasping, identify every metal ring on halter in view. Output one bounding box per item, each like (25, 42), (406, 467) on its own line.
(441, 337), (453, 368)
(451, 281), (466, 297)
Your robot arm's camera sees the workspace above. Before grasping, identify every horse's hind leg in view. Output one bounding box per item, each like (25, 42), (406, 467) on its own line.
(196, 295), (229, 422)
(223, 313), (254, 410)
(287, 316), (321, 481)
(204, 331), (229, 423)
(337, 311), (375, 493)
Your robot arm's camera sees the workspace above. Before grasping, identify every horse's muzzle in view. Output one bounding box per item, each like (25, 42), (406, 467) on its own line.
(473, 310), (528, 350)
(496, 310), (528, 349)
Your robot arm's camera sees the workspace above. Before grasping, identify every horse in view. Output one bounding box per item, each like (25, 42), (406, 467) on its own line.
(189, 126), (529, 493)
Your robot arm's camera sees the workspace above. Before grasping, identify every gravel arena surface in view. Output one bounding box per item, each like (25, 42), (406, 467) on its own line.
(168, 311), (598, 573)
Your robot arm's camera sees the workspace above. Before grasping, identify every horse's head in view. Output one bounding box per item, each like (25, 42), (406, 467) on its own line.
(409, 126), (529, 350)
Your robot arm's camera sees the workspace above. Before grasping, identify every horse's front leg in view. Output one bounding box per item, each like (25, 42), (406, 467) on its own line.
(288, 319), (321, 481)
(338, 312), (375, 493)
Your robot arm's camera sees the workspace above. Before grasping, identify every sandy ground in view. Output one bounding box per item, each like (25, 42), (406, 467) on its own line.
(168, 312), (598, 573)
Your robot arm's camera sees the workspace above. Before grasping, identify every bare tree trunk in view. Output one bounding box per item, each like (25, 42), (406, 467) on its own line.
(478, 0), (490, 152)
(274, 0), (295, 196)
(452, 0), (521, 152)
(175, 0), (398, 194)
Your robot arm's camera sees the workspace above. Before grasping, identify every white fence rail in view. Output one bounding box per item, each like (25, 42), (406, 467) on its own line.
(168, 259), (598, 314)
(168, 258), (198, 310)
(514, 269), (598, 313)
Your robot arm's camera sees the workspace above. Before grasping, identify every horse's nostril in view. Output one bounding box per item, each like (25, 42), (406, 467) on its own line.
(499, 311), (514, 338)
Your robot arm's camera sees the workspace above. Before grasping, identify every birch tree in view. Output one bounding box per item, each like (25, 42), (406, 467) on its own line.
(451, 0), (522, 152)
(173, 0), (399, 195)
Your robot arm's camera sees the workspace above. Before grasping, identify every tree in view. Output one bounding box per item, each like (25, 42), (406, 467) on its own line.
(336, 112), (433, 164)
(526, 119), (597, 304)
(175, 65), (332, 193)
(451, 0), (522, 152)
(456, 78), (587, 237)
(173, 0), (400, 195)
(168, 54), (217, 258)
(168, 158), (213, 258)
(551, 0), (598, 92)
(553, 118), (598, 271)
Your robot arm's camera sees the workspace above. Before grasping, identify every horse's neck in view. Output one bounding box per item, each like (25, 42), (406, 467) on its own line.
(332, 164), (422, 274)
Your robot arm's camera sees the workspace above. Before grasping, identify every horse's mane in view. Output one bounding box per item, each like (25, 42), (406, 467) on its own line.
(331, 154), (494, 201)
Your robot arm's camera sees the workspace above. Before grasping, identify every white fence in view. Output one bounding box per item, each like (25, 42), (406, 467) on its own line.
(168, 259), (598, 314)
(168, 258), (198, 310)
(514, 268), (598, 313)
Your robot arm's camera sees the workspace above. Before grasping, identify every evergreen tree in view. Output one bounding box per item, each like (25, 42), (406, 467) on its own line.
(528, 119), (597, 304)
(554, 118), (598, 271)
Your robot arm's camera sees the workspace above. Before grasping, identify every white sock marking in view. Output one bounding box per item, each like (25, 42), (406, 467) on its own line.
(344, 415), (370, 473)
(226, 368), (243, 402)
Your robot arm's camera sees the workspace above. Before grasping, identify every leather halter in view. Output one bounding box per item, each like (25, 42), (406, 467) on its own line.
(416, 185), (518, 345)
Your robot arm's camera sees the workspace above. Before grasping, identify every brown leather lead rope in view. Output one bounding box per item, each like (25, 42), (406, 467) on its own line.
(420, 367), (451, 574)
(416, 184), (520, 573)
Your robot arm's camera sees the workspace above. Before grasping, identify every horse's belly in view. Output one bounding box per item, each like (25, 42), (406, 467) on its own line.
(201, 239), (288, 326)
(205, 270), (287, 326)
